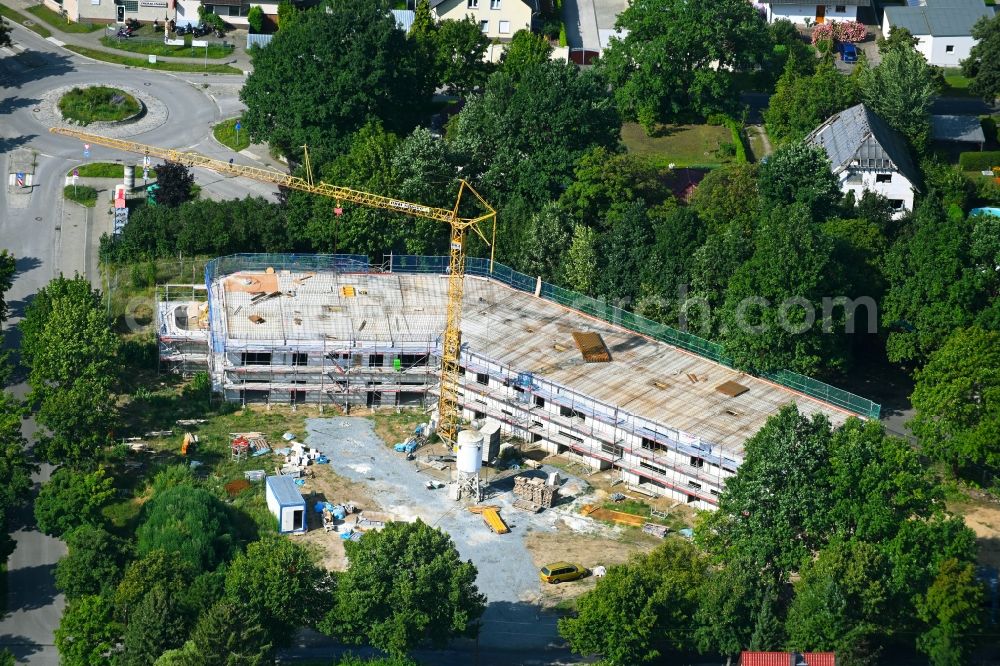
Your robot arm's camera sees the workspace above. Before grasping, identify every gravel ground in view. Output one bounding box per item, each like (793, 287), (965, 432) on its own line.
(303, 416), (617, 650)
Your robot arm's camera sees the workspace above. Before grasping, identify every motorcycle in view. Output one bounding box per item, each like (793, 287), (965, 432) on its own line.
(174, 24), (187, 35)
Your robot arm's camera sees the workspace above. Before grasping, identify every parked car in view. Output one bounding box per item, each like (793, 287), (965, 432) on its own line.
(539, 562), (587, 584)
(841, 42), (858, 63)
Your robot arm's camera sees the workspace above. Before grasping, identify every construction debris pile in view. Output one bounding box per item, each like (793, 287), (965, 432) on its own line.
(230, 432), (271, 461)
(513, 475), (559, 511)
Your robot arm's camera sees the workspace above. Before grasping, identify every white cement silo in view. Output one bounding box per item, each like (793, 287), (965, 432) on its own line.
(456, 429), (484, 475)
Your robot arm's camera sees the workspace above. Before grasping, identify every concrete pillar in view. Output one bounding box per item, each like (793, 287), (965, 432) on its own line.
(123, 163), (135, 192)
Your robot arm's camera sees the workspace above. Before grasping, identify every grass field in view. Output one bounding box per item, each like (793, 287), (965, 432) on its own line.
(26, 4), (103, 32)
(64, 184), (98, 206)
(67, 162), (157, 178)
(99, 35), (234, 59)
(213, 117), (251, 151)
(941, 68), (975, 97)
(621, 122), (733, 168)
(0, 4), (51, 37)
(58, 85), (141, 124)
(65, 44), (242, 74)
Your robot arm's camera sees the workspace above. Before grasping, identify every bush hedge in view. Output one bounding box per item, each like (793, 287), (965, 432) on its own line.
(959, 151), (1000, 171)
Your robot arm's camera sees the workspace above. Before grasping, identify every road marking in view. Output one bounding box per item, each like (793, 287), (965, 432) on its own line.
(242, 150), (259, 160)
(0, 47), (13, 57)
(45, 36), (65, 47)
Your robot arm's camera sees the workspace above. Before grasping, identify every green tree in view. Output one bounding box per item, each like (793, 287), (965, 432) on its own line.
(597, 0), (767, 128)
(34, 467), (115, 537)
(451, 60), (619, 259)
(916, 558), (984, 666)
(55, 525), (129, 600)
(786, 538), (892, 663)
(0, 391), (35, 559)
(136, 484), (237, 572)
(153, 162), (195, 208)
(391, 128), (458, 255)
(0, 18), (12, 49)
(115, 549), (196, 614)
(55, 594), (123, 666)
(596, 200), (654, 303)
(276, 0), (297, 29)
(188, 599), (274, 665)
(718, 204), (851, 374)
(36, 379), (120, 465)
(225, 536), (328, 645)
(688, 162), (760, 233)
(756, 142), (842, 220)
(562, 225), (599, 294)
(881, 200), (990, 364)
(409, 0), (439, 97)
(638, 206), (707, 326)
(121, 586), (192, 666)
(962, 15), (1000, 101)
(765, 57), (858, 144)
(434, 18), (492, 97)
(0, 249), (14, 324)
(241, 2), (423, 162)
(322, 519), (485, 656)
(247, 5), (264, 33)
(910, 326), (1000, 473)
(559, 540), (708, 665)
(558, 147), (672, 226)
(521, 202), (571, 281)
(500, 29), (552, 79)
(858, 37), (939, 149)
(19, 276), (102, 371)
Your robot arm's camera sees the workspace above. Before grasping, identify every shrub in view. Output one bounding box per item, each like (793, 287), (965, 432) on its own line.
(811, 22), (833, 44)
(959, 151), (1000, 171)
(248, 5), (264, 33)
(558, 22), (567, 47)
(812, 20), (866, 44)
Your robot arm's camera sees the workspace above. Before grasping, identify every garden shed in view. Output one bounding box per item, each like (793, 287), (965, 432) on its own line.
(265, 475), (307, 534)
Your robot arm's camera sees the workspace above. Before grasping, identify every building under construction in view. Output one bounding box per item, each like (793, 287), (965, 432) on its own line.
(157, 254), (880, 510)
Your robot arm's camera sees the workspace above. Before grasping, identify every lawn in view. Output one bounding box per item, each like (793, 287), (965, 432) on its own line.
(67, 162), (157, 178)
(0, 4), (51, 37)
(621, 122), (735, 168)
(941, 68), (975, 97)
(64, 184), (98, 207)
(65, 44), (243, 74)
(58, 85), (141, 124)
(25, 4), (103, 32)
(213, 117), (251, 151)
(99, 35), (234, 59)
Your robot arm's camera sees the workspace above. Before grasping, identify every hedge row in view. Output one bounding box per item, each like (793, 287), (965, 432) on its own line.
(959, 151), (1000, 171)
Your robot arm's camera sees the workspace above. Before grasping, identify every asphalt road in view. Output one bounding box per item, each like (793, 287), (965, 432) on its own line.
(0, 23), (277, 664)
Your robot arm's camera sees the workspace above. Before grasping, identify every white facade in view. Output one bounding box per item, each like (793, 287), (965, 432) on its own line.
(432, 0), (533, 40)
(839, 167), (916, 217)
(765, 3), (858, 24)
(882, 16), (978, 66)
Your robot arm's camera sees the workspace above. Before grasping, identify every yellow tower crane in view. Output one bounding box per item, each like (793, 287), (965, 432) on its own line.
(49, 127), (497, 446)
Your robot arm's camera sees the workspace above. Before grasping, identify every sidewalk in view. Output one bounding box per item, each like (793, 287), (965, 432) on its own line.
(1, 0), (253, 70)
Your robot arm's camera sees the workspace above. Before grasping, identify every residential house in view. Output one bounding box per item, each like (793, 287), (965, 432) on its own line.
(46, 0), (176, 25)
(761, 0), (870, 25)
(882, 0), (994, 67)
(805, 103), (920, 217)
(430, 0), (534, 41)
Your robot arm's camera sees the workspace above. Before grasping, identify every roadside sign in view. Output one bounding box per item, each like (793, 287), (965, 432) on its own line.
(73, 168), (79, 177)
(83, 149), (90, 159)
(143, 155), (150, 167)
(234, 120), (241, 131)
(148, 54), (157, 64)
(15, 172), (24, 188)
(142, 168), (149, 180)
(72, 174), (78, 185)
(84, 143), (90, 150)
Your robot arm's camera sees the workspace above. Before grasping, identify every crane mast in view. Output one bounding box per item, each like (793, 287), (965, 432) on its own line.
(50, 127), (496, 446)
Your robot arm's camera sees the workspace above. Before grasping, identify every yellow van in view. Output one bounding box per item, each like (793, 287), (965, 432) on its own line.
(539, 562), (587, 584)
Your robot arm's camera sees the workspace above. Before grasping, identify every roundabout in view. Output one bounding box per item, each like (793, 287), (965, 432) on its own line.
(35, 83), (170, 137)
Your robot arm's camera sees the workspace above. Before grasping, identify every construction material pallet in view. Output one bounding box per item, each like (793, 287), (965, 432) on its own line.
(480, 507), (510, 534)
(512, 499), (542, 513)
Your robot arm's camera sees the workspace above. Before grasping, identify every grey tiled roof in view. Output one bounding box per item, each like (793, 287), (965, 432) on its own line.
(884, 1), (994, 37)
(805, 104), (921, 185)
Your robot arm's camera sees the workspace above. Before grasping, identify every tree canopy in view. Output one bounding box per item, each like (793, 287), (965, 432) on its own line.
(597, 0), (768, 129)
(136, 484), (238, 572)
(910, 326), (1000, 473)
(241, 1), (423, 162)
(765, 56), (858, 144)
(34, 467), (115, 537)
(322, 519), (485, 656)
(961, 14), (1000, 101)
(153, 162), (195, 208)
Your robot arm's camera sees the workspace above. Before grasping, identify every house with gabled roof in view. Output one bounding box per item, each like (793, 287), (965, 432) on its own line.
(805, 103), (920, 218)
(430, 0), (534, 40)
(882, 0), (994, 67)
